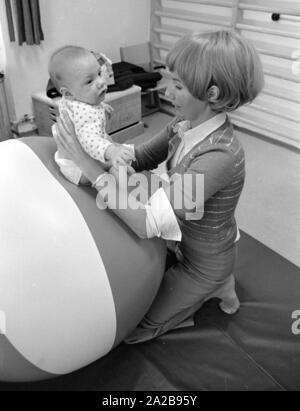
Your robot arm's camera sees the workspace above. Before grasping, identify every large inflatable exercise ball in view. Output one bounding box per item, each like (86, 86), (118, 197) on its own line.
(0, 137), (166, 382)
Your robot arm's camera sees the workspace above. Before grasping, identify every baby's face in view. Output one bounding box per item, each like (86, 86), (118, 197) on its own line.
(65, 53), (107, 106)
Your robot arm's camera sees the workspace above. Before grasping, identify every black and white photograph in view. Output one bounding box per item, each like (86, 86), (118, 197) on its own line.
(0, 0), (299, 396)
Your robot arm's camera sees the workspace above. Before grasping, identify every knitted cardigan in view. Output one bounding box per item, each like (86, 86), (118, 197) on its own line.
(133, 116), (245, 260)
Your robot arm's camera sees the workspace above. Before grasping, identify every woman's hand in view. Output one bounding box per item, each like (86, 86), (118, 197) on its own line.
(108, 164), (136, 180)
(53, 110), (107, 184)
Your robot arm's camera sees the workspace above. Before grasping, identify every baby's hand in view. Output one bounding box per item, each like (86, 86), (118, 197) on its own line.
(103, 103), (114, 119)
(105, 145), (135, 169)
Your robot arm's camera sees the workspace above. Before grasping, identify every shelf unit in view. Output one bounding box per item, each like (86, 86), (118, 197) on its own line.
(150, 0), (300, 149)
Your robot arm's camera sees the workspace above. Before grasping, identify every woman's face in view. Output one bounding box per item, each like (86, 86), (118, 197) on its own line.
(164, 71), (209, 123)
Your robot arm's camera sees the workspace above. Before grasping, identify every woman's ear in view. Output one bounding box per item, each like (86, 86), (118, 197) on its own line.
(207, 85), (220, 103)
(60, 87), (73, 99)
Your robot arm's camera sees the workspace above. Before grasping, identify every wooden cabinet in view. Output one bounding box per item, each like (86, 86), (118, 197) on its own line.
(32, 85), (144, 144)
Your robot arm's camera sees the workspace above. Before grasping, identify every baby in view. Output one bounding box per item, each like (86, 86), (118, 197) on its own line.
(49, 45), (135, 185)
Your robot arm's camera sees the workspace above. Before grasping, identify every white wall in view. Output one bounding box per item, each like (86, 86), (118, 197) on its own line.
(0, 16), (6, 72)
(0, 0), (150, 120)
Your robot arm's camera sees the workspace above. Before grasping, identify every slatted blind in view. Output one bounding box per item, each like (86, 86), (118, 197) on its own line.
(150, 0), (300, 149)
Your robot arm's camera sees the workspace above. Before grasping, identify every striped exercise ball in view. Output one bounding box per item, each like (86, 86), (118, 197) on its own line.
(0, 137), (166, 382)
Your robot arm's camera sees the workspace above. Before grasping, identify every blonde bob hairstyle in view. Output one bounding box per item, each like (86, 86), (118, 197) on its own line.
(166, 30), (264, 112)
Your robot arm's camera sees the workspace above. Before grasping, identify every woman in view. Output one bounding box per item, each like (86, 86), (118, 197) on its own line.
(53, 30), (264, 343)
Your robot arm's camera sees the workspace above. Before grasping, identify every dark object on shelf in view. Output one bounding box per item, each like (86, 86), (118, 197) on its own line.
(109, 61), (162, 92)
(271, 13), (280, 21)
